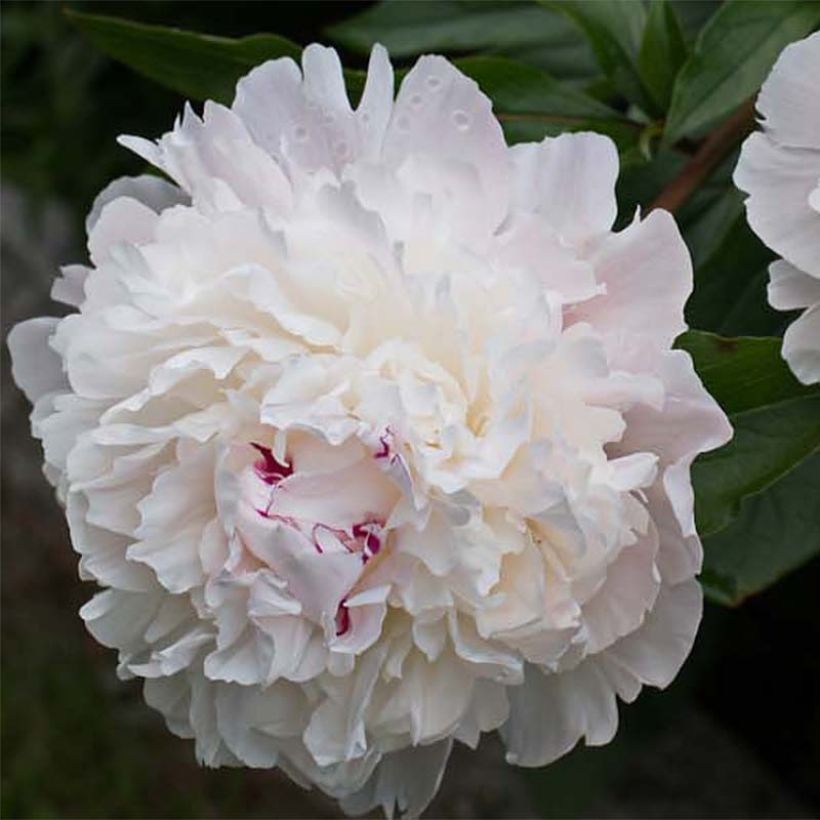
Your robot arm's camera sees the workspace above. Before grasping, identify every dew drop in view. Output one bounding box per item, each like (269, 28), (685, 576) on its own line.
(452, 109), (471, 131)
(409, 93), (423, 108)
(333, 139), (349, 159)
(293, 125), (309, 143)
(426, 75), (442, 91)
(360, 111), (371, 125)
(395, 114), (411, 132)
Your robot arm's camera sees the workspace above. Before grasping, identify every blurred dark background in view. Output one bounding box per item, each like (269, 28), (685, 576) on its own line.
(2, 2), (819, 818)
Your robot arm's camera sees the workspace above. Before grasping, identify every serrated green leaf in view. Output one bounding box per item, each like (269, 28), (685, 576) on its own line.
(638, 0), (688, 111)
(541, 0), (656, 113)
(664, 0), (820, 144)
(700, 454), (820, 605)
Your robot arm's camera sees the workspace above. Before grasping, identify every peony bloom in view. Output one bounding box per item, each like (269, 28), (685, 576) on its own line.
(734, 31), (820, 385)
(8, 44), (730, 817)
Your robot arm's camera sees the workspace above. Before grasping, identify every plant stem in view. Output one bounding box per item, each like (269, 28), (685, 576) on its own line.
(650, 99), (756, 214)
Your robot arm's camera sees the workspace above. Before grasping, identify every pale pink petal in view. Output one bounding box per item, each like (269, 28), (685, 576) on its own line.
(768, 259), (820, 310)
(734, 132), (820, 277)
(782, 302), (820, 384)
(756, 31), (820, 150)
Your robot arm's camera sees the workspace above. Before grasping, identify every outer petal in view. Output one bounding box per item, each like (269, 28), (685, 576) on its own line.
(232, 45), (392, 176)
(501, 660), (619, 767)
(7, 317), (65, 404)
(382, 55), (510, 237)
(510, 132), (618, 247)
(86, 175), (187, 233)
(119, 103), (293, 214)
(756, 31), (820, 150)
(339, 739), (453, 819)
(602, 578), (702, 690)
(734, 132), (820, 277)
(782, 302), (820, 385)
(572, 209), (692, 351)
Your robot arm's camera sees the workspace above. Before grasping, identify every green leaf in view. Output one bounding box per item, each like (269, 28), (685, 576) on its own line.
(452, 56), (638, 147)
(664, 0), (820, 144)
(66, 9), (305, 105)
(693, 394), (820, 536)
(327, 0), (598, 81)
(67, 9), (370, 106)
(678, 331), (820, 538)
(700, 454), (820, 605)
(638, 0), (688, 111)
(542, 0), (656, 113)
(678, 331), (813, 415)
(680, 332), (820, 603)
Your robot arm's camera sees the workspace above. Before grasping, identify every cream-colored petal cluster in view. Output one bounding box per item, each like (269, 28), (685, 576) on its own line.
(735, 31), (820, 385)
(8, 44), (730, 818)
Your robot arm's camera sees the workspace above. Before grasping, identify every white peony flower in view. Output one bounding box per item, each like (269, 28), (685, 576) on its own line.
(734, 31), (820, 385)
(8, 44), (731, 818)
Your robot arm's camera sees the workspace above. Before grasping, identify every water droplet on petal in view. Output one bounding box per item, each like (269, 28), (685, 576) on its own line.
(333, 140), (349, 159)
(293, 125), (309, 143)
(395, 114), (411, 132)
(426, 75), (442, 91)
(409, 93), (423, 108)
(452, 110), (471, 131)
(361, 111), (371, 125)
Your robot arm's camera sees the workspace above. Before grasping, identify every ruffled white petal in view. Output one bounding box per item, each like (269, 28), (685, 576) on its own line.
(8, 43), (727, 819)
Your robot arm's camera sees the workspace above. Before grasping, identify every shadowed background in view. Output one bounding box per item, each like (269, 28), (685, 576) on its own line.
(2, 2), (819, 817)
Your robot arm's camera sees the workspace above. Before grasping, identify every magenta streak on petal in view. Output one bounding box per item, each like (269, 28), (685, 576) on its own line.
(310, 522), (350, 555)
(352, 520), (383, 561)
(251, 442), (293, 485)
(374, 427), (399, 463)
(335, 601), (351, 636)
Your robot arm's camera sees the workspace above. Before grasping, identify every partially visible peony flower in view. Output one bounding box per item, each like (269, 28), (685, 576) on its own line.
(734, 31), (820, 385)
(8, 43), (731, 818)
